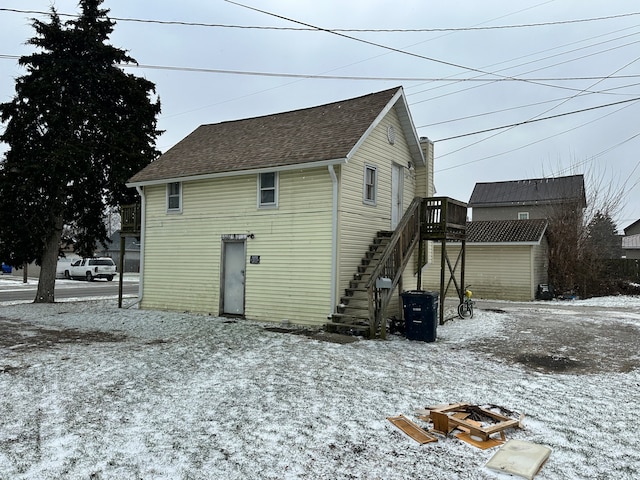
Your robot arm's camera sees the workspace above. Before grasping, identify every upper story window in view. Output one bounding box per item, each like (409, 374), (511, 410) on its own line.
(259, 172), (278, 208)
(167, 182), (182, 213)
(363, 164), (377, 205)
(518, 211), (529, 220)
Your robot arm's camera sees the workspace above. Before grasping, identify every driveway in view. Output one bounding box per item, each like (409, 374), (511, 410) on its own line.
(467, 299), (640, 374)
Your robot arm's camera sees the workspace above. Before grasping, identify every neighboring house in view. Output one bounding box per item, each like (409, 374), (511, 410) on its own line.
(469, 174), (586, 221)
(622, 219), (640, 259)
(623, 219), (640, 237)
(622, 234), (640, 259)
(97, 230), (141, 272)
(421, 219), (549, 301)
(127, 87), (437, 327)
(459, 174), (586, 300)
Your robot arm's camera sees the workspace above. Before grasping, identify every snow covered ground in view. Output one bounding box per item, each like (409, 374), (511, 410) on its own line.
(0, 291), (639, 479)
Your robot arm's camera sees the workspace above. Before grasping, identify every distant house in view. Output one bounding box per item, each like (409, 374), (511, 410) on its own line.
(127, 87), (440, 327)
(438, 174), (585, 301)
(469, 174), (586, 221)
(97, 230), (140, 272)
(624, 219), (640, 237)
(421, 219), (548, 301)
(622, 235), (640, 259)
(622, 218), (640, 260)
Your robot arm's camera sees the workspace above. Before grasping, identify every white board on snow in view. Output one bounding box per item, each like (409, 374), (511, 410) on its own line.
(485, 439), (552, 480)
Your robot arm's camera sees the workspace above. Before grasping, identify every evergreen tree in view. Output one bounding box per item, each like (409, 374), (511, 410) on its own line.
(586, 211), (620, 259)
(0, 0), (161, 302)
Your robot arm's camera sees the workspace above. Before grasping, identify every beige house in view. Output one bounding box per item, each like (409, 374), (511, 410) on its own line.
(127, 87), (437, 327)
(421, 219), (549, 301)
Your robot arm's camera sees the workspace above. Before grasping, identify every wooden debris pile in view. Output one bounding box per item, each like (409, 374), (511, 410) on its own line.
(388, 402), (525, 449)
(388, 403), (552, 479)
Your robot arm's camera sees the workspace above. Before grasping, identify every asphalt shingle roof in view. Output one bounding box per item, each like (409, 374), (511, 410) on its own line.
(468, 175), (586, 208)
(467, 219), (548, 243)
(128, 87), (402, 185)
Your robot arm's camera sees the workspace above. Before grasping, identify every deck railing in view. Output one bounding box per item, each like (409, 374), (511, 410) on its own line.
(420, 196), (467, 241)
(120, 203), (141, 235)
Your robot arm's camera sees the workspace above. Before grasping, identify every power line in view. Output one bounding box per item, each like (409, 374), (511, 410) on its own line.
(435, 100), (638, 172)
(222, 0), (615, 96)
(418, 82), (640, 129)
(4, 51), (640, 137)
(408, 30), (640, 105)
(4, 54), (640, 84)
(433, 97), (640, 142)
(2, 7), (639, 32)
(109, 63), (640, 83)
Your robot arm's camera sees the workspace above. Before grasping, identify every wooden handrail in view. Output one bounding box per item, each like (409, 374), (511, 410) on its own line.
(365, 197), (422, 338)
(365, 197), (421, 290)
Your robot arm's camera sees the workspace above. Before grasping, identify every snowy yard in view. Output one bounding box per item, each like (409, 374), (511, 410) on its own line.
(0, 293), (639, 479)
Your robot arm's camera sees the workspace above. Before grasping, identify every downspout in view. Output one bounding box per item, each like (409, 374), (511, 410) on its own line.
(328, 165), (338, 318)
(127, 186), (146, 308)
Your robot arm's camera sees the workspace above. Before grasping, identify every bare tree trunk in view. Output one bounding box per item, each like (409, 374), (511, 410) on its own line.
(35, 216), (63, 303)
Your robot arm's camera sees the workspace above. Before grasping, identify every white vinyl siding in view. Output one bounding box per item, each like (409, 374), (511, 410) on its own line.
(420, 243), (543, 301)
(141, 167), (333, 325)
(337, 106), (421, 311)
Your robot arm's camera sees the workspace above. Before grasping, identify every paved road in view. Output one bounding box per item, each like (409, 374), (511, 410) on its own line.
(0, 278), (139, 303)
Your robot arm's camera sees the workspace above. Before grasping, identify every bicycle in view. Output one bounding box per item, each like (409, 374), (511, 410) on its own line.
(457, 286), (474, 318)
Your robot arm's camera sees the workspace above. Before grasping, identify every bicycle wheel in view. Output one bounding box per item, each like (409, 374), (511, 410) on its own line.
(457, 302), (468, 319)
(468, 302), (474, 318)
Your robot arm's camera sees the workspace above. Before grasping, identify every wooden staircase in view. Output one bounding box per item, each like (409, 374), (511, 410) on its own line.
(327, 231), (394, 337)
(325, 196), (468, 339)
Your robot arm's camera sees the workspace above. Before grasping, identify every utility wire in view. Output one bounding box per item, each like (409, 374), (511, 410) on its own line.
(419, 82), (640, 129)
(223, 0), (614, 95)
(409, 31), (640, 105)
(1, 7), (639, 32)
(4, 54), (640, 84)
(435, 100), (638, 172)
(433, 97), (640, 142)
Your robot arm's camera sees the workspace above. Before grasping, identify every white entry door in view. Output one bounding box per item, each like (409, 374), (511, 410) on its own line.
(222, 241), (246, 315)
(391, 163), (404, 229)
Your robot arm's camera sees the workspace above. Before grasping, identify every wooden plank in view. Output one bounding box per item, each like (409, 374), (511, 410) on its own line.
(387, 415), (438, 444)
(430, 411), (451, 434)
(455, 431), (504, 450)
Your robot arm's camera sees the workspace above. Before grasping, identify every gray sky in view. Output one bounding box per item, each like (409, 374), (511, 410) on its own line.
(1, 1), (639, 231)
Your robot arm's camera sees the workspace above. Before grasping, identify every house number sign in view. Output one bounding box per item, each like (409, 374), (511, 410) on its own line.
(250, 255), (261, 264)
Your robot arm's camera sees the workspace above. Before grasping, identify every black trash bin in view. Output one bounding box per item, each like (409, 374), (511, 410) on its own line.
(400, 290), (439, 342)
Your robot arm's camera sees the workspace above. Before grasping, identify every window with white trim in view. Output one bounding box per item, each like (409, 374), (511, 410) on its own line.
(518, 211), (529, 220)
(258, 172), (278, 208)
(363, 165), (377, 205)
(167, 182), (182, 212)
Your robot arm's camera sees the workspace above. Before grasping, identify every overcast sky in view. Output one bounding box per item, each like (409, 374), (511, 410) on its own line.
(1, 1), (639, 231)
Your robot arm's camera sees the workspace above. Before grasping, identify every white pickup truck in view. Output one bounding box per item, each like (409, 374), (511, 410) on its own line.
(66, 257), (116, 281)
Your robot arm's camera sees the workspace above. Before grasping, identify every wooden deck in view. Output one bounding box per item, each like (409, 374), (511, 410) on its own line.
(420, 196), (467, 241)
(120, 204), (141, 236)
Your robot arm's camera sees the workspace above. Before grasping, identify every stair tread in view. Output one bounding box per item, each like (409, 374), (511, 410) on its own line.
(331, 313), (371, 320)
(325, 321), (370, 329)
